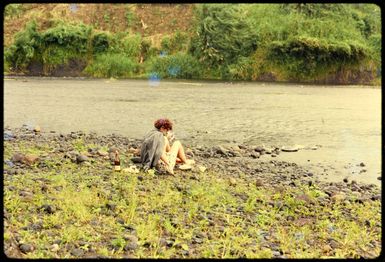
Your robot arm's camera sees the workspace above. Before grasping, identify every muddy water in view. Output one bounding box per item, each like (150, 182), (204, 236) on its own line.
(4, 78), (381, 186)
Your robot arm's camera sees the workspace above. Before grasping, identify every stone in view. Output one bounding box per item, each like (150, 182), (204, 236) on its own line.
(254, 146), (265, 153)
(229, 177), (237, 186)
(123, 234), (138, 243)
(12, 153), (25, 163)
(24, 154), (39, 165)
(33, 126), (41, 132)
(323, 244), (332, 253)
(108, 147), (119, 153)
(19, 190), (33, 198)
(250, 152), (260, 159)
(124, 242), (138, 251)
(359, 162), (365, 167)
(70, 248), (84, 257)
(343, 177), (348, 183)
(4, 160), (14, 167)
(371, 194), (381, 201)
(97, 150), (108, 156)
(40, 204), (56, 214)
(198, 165), (206, 173)
(214, 146), (227, 156)
(50, 244), (60, 252)
(281, 146), (299, 152)
(122, 165), (139, 174)
(331, 193), (346, 202)
(76, 154), (89, 163)
(19, 244), (34, 253)
(255, 179), (263, 187)
(296, 194), (312, 204)
(4, 131), (15, 141)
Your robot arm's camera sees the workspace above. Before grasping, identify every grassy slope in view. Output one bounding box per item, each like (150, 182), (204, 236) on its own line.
(4, 4), (195, 48)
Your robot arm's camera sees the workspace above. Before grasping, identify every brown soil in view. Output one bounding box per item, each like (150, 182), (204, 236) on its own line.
(4, 4), (195, 47)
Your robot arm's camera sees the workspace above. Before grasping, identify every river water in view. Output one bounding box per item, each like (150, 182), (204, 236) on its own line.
(4, 78), (381, 186)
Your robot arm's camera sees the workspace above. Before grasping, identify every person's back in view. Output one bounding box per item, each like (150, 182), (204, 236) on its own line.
(140, 128), (165, 171)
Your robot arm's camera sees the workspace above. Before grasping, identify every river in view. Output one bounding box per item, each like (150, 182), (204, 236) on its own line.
(4, 78), (381, 186)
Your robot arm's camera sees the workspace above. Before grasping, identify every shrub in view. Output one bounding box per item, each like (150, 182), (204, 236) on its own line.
(4, 4), (24, 18)
(189, 4), (258, 67)
(5, 20), (41, 71)
(41, 22), (92, 53)
(92, 32), (111, 54)
(148, 52), (202, 79)
(268, 36), (370, 80)
(83, 53), (139, 78)
(160, 31), (189, 54)
(122, 34), (142, 58)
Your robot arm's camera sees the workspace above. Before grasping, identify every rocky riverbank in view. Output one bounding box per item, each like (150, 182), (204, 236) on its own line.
(3, 126), (382, 258)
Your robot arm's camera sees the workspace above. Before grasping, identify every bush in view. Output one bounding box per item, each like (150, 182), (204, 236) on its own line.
(41, 22), (92, 53)
(160, 31), (189, 54)
(268, 36), (370, 80)
(4, 4), (24, 18)
(83, 53), (139, 78)
(122, 34), (142, 58)
(190, 4), (258, 67)
(92, 32), (111, 54)
(5, 20), (41, 71)
(148, 52), (202, 79)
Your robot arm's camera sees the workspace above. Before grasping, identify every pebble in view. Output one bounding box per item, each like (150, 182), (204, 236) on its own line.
(255, 179), (263, 187)
(70, 248), (84, 257)
(124, 242), (138, 251)
(229, 177), (237, 186)
(97, 150), (108, 156)
(39, 204), (56, 214)
(33, 126), (41, 132)
(24, 154), (39, 165)
(198, 165), (207, 173)
(76, 154), (89, 163)
(19, 244), (34, 253)
(281, 146), (299, 152)
(50, 244), (60, 252)
(12, 153), (25, 163)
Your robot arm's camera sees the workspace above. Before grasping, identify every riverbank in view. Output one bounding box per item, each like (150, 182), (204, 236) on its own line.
(3, 75), (381, 88)
(3, 127), (381, 258)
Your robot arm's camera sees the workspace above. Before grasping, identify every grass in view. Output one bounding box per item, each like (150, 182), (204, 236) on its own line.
(3, 137), (381, 258)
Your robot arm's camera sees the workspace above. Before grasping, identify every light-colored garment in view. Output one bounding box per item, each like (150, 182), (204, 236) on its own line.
(140, 129), (165, 171)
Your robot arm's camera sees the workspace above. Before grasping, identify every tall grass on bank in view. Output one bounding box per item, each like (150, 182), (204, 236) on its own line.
(84, 53), (139, 78)
(148, 53), (202, 79)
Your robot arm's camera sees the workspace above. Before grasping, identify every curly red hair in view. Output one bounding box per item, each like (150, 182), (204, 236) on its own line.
(154, 118), (173, 131)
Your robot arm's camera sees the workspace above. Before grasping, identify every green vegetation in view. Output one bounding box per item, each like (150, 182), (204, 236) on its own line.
(3, 3), (381, 84)
(3, 137), (381, 258)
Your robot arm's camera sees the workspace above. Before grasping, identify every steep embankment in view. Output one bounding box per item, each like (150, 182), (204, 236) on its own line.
(4, 4), (381, 85)
(4, 4), (195, 47)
